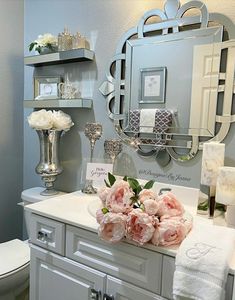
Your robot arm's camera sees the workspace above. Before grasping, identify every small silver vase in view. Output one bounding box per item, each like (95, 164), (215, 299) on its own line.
(35, 129), (63, 196)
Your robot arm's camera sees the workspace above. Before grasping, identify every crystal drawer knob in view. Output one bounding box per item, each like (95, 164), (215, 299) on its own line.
(90, 288), (101, 300)
(103, 293), (114, 300)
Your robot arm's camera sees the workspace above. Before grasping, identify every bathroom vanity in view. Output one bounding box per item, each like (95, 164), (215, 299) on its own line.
(25, 191), (235, 300)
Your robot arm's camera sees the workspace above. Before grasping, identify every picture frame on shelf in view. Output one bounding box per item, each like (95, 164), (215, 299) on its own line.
(34, 76), (62, 100)
(139, 67), (167, 104)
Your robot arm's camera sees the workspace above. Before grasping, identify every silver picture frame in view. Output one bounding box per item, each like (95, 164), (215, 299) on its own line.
(34, 76), (62, 100)
(139, 67), (167, 104)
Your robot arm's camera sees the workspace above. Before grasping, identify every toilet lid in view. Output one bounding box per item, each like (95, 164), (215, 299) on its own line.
(0, 239), (30, 276)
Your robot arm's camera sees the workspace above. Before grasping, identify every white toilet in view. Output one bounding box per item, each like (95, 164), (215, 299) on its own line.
(0, 187), (64, 300)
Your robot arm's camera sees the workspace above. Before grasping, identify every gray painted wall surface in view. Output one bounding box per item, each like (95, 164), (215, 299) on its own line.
(0, 0), (24, 242)
(24, 0), (235, 194)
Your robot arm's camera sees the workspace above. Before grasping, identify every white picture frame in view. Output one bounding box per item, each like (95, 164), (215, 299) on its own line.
(34, 76), (62, 100)
(139, 67), (166, 104)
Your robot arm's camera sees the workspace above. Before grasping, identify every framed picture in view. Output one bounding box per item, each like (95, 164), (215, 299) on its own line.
(139, 67), (166, 104)
(34, 76), (62, 100)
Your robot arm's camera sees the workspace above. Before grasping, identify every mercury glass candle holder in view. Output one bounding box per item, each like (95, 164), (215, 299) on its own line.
(104, 139), (123, 164)
(82, 123), (103, 194)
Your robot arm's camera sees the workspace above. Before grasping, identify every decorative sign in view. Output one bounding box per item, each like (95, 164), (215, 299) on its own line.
(138, 169), (191, 183)
(86, 163), (113, 181)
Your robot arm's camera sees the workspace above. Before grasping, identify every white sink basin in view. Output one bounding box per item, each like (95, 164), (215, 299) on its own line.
(152, 182), (199, 216)
(87, 198), (103, 218)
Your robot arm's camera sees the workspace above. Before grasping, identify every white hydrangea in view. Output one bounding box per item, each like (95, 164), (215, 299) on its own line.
(52, 110), (74, 131)
(27, 109), (53, 130)
(27, 109), (74, 131)
(35, 33), (57, 47)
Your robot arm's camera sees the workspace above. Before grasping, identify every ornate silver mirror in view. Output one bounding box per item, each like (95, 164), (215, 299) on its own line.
(100, 0), (235, 164)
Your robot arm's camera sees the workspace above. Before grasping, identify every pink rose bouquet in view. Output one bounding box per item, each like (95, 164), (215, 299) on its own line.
(96, 173), (192, 247)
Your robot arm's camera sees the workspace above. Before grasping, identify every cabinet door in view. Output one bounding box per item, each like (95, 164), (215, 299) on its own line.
(30, 245), (106, 300)
(106, 276), (166, 300)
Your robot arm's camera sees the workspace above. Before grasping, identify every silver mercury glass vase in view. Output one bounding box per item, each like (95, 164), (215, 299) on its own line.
(35, 129), (63, 196)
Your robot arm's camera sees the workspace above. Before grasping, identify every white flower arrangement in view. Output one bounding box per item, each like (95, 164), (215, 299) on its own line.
(27, 109), (74, 131)
(29, 33), (58, 54)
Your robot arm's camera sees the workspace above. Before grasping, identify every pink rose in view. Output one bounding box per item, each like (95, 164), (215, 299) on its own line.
(98, 186), (110, 205)
(126, 209), (155, 245)
(157, 192), (184, 218)
(96, 209), (105, 224)
(151, 216), (192, 246)
(98, 212), (127, 243)
(106, 180), (134, 213)
(143, 199), (159, 215)
(139, 189), (158, 203)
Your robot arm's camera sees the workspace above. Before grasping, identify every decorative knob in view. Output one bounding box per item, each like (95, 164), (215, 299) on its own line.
(103, 293), (114, 300)
(37, 231), (48, 241)
(37, 229), (52, 242)
(90, 288), (101, 300)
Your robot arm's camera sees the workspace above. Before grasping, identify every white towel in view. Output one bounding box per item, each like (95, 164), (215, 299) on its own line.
(173, 223), (235, 300)
(140, 109), (156, 133)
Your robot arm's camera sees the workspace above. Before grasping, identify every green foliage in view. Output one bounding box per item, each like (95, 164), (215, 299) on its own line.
(197, 200), (226, 212)
(104, 172), (116, 187)
(123, 175), (128, 181)
(104, 179), (111, 188)
(102, 207), (109, 214)
(28, 42), (57, 54)
(143, 180), (154, 189)
(29, 42), (37, 52)
(108, 172), (116, 186)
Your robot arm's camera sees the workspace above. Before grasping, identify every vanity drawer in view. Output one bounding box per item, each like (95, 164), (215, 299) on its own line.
(30, 214), (65, 256)
(66, 225), (163, 294)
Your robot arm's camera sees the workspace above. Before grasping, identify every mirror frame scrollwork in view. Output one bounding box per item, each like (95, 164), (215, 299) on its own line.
(99, 0), (235, 165)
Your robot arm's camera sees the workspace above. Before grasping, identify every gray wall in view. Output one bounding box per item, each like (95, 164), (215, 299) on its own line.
(23, 0), (235, 193)
(0, 0), (24, 242)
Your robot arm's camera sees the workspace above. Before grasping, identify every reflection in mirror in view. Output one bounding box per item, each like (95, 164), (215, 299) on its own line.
(99, 0), (235, 164)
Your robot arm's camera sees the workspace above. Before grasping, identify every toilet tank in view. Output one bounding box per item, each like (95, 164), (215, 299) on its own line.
(20, 187), (65, 239)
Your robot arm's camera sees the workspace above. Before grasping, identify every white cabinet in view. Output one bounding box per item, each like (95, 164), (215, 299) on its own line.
(29, 213), (234, 300)
(30, 245), (106, 300)
(30, 243), (165, 300)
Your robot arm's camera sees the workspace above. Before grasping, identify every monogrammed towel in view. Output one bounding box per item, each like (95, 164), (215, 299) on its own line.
(173, 223), (235, 300)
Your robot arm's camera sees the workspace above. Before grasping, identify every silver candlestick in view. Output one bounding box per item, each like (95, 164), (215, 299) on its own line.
(104, 139), (123, 166)
(82, 122), (102, 194)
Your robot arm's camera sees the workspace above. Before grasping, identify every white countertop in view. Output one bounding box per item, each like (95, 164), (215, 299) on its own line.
(25, 190), (235, 275)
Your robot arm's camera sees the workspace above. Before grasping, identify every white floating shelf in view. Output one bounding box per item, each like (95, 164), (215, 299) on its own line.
(24, 48), (94, 67)
(24, 99), (93, 109)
